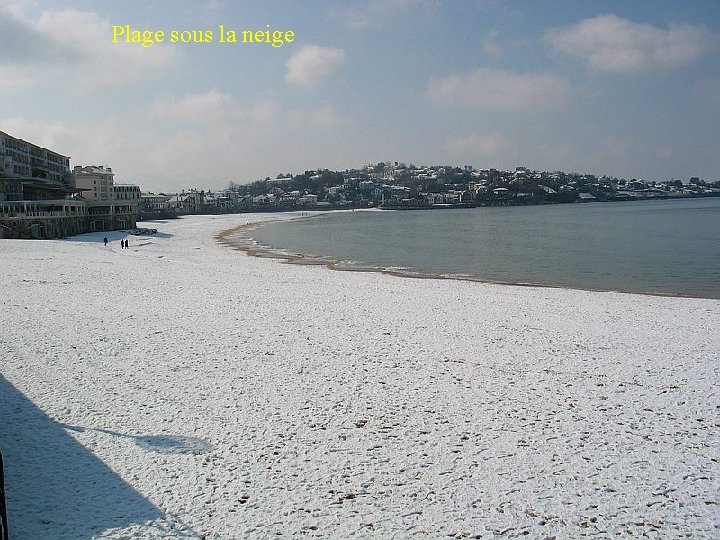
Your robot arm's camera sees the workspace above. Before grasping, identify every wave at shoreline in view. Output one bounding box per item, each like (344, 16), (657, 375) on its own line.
(215, 212), (712, 300)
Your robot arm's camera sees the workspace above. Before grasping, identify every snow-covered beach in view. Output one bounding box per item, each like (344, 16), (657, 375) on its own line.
(1, 213), (718, 538)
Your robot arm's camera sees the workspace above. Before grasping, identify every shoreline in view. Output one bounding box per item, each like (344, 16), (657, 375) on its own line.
(215, 211), (720, 301)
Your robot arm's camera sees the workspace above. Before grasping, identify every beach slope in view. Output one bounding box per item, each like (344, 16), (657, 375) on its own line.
(1, 214), (718, 538)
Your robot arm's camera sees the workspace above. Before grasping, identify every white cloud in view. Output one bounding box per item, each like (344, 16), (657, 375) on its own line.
(544, 14), (716, 72)
(285, 45), (346, 87)
(289, 106), (346, 129)
(151, 90), (241, 123)
(335, 0), (439, 29)
(251, 100), (279, 126)
(0, 117), (72, 151)
(2, 88), (284, 192)
(0, 115), (125, 174)
(306, 106), (346, 128)
(0, 65), (38, 91)
(0, 6), (173, 91)
(697, 78), (720, 108)
(150, 89), (279, 128)
(446, 133), (508, 157)
(427, 68), (571, 110)
(482, 30), (502, 56)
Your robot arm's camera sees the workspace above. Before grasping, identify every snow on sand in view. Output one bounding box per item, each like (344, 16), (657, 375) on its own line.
(1, 214), (718, 538)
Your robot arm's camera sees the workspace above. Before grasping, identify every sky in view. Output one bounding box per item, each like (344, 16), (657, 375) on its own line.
(1, 0), (719, 193)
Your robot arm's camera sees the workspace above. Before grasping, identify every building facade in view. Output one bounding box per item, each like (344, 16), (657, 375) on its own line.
(0, 131), (140, 239)
(0, 130), (71, 184)
(73, 165), (114, 201)
(0, 130), (85, 238)
(73, 166), (140, 232)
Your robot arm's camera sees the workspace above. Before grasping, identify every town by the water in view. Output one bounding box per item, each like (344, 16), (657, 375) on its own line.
(2, 129), (719, 239)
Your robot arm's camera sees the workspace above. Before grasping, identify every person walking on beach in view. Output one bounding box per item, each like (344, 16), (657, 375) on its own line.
(103, 237), (107, 246)
(120, 240), (124, 249)
(125, 239), (129, 249)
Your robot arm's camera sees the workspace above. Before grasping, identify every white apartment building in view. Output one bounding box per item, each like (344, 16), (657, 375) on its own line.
(72, 165), (140, 232)
(73, 165), (115, 201)
(73, 165), (141, 203)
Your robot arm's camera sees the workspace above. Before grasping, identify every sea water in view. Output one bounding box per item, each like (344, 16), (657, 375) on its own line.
(249, 198), (720, 298)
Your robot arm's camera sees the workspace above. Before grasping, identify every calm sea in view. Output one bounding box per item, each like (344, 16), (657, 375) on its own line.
(247, 198), (720, 298)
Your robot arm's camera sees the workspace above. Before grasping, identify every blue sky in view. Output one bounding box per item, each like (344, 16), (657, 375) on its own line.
(1, 0), (719, 192)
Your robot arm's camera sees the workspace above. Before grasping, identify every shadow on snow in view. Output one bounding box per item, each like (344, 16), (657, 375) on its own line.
(0, 374), (167, 539)
(61, 425), (213, 456)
